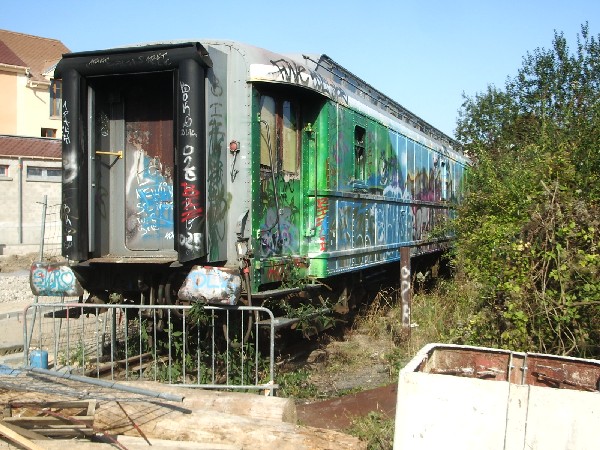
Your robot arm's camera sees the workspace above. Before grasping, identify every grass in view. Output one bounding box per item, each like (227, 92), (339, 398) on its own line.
(276, 367), (319, 399)
(347, 411), (395, 450)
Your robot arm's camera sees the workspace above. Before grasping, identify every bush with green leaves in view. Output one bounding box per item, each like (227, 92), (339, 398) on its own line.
(452, 23), (600, 357)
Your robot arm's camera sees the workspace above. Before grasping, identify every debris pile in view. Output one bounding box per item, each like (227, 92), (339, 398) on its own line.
(0, 368), (365, 449)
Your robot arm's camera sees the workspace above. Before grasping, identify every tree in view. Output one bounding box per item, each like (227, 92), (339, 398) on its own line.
(452, 23), (600, 357)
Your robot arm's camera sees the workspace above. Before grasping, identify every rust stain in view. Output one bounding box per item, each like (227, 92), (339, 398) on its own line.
(296, 384), (396, 431)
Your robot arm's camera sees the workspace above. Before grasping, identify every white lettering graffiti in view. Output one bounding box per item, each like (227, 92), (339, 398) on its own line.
(62, 101), (70, 145)
(180, 81), (197, 137)
(87, 56), (110, 66)
(145, 52), (168, 64)
(179, 231), (202, 252)
(182, 144), (196, 181)
(86, 52), (171, 69)
(401, 265), (411, 326)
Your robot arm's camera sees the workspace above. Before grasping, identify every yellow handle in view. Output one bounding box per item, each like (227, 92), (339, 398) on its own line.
(95, 150), (123, 159)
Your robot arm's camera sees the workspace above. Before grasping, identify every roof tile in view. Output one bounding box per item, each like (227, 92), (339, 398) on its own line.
(0, 40), (26, 66)
(0, 29), (69, 82)
(0, 135), (61, 159)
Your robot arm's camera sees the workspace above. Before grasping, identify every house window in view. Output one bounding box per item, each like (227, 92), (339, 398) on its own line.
(354, 126), (366, 180)
(41, 128), (57, 138)
(0, 165), (8, 177)
(27, 166), (62, 182)
(50, 79), (62, 117)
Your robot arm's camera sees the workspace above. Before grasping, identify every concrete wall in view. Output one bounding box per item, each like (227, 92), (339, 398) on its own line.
(394, 344), (600, 450)
(0, 156), (61, 249)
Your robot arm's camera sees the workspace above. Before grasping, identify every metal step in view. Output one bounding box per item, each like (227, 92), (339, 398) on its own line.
(256, 308), (330, 330)
(256, 317), (300, 329)
(251, 284), (322, 299)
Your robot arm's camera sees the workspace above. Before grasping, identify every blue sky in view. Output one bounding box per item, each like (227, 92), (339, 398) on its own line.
(2, 1), (598, 137)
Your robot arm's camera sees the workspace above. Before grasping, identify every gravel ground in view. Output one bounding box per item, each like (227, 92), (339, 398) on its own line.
(0, 253), (52, 306)
(0, 272), (34, 305)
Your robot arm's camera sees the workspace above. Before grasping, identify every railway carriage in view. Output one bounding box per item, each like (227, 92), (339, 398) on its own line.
(31, 40), (469, 314)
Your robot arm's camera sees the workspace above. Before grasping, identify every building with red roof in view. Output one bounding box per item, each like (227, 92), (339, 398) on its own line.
(0, 29), (69, 252)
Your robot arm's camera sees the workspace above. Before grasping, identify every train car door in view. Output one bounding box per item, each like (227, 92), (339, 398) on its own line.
(90, 72), (176, 256)
(256, 93), (303, 260)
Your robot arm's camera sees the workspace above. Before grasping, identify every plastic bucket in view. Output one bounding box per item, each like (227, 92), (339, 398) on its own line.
(30, 349), (48, 369)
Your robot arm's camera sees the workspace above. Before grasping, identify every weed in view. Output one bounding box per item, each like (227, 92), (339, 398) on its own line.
(279, 299), (335, 338)
(276, 367), (319, 399)
(354, 287), (404, 343)
(58, 339), (88, 369)
(347, 411), (394, 450)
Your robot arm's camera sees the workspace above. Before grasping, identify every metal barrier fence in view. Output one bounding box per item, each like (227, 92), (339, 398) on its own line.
(37, 195), (63, 260)
(23, 303), (277, 395)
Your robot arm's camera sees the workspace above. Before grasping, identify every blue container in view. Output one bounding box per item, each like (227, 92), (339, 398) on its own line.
(30, 349), (48, 369)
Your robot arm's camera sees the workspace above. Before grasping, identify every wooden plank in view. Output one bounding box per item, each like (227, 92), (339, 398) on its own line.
(0, 421), (50, 441)
(9, 400), (93, 410)
(29, 428), (94, 437)
(118, 380), (297, 424)
(4, 416), (71, 425)
(95, 400), (364, 449)
(118, 435), (241, 449)
(0, 421), (46, 450)
(3, 416), (94, 428)
(84, 399), (97, 417)
(24, 424), (89, 429)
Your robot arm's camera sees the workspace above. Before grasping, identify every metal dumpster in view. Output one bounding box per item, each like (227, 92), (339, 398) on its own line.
(394, 343), (600, 450)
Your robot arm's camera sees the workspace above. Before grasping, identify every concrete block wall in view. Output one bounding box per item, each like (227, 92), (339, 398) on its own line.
(0, 157), (61, 248)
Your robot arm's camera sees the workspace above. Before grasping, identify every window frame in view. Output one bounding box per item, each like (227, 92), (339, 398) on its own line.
(49, 79), (62, 118)
(41, 128), (57, 138)
(354, 125), (366, 181)
(258, 91), (301, 175)
(26, 165), (62, 182)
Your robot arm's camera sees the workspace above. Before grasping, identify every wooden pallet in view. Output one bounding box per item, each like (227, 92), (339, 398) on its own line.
(1, 400), (96, 439)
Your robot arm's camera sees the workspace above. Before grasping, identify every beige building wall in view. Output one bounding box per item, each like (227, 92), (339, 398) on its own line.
(0, 70), (19, 134)
(17, 80), (62, 138)
(0, 156), (62, 248)
(0, 68), (61, 139)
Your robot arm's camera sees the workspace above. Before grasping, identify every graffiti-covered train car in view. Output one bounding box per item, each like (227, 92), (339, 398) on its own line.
(32, 40), (469, 313)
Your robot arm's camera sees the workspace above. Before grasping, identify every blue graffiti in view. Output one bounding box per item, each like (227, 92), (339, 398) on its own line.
(136, 181), (174, 234)
(131, 153), (174, 238)
(259, 207), (299, 257)
(31, 264), (82, 297)
(179, 267), (242, 305)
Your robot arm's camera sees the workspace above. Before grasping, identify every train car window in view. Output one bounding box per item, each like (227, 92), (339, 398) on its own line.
(397, 134), (407, 191)
(259, 94), (300, 174)
(418, 144), (427, 197)
(260, 95), (276, 167)
(354, 125), (366, 180)
(282, 100), (299, 173)
(407, 139), (415, 196)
